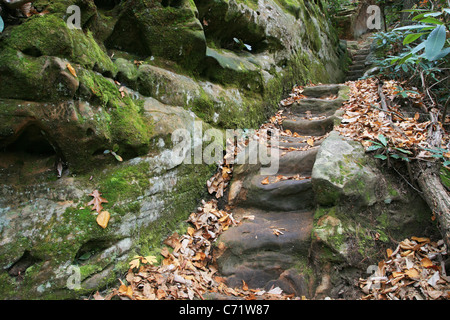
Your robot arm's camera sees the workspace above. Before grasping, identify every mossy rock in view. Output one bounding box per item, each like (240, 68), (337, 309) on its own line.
(3, 14), (116, 76)
(0, 48), (78, 101)
(312, 131), (379, 207)
(202, 47), (264, 93)
(106, 0), (206, 71)
(0, 154), (215, 298)
(136, 64), (202, 107)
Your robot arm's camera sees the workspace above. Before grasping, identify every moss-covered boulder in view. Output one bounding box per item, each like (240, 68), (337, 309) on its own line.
(0, 69), (154, 172)
(2, 14), (116, 75)
(202, 47), (264, 93)
(106, 0), (206, 71)
(312, 131), (379, 208)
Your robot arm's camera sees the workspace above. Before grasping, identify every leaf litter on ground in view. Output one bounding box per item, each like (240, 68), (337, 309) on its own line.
(337, 78), (449, 161)
(359, 236), (449, 300)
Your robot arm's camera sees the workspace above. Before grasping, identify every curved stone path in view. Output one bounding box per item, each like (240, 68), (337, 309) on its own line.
(214, 84), (350, 298)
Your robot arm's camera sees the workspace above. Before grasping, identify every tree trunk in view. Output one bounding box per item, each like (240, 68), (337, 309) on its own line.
(400, 0), (417, 26)
(413, 161), (450, 249)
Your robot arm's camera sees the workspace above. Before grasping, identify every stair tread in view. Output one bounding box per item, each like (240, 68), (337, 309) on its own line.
(219, 207), (313, 252)
(283, 115), (337, 136)
(217, 207), (314, 290)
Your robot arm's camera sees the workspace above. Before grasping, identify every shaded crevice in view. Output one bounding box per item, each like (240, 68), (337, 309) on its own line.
(8, 251), (41, 281)
(94, 0), (121, 11)
(73, 239), (118, 264)
(0, 123), (66, 181)
(4, 124), (57, 157)
(161, 0), (183, 7)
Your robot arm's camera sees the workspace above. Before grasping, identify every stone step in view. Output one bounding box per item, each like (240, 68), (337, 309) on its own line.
(352, 54), (368, 62)
(238, 174), (315, 211)
(276, 147), (318, 175)
(348, 48), (370, 56)
(283, 115), (338, 136)
(347, 70), (364, 77)
(349, 64), (366, 72)
(256, 144), (318, 175)
(301, 84), (346, 99)
(278, 135), (325, 149)
(346, 75), (361, 81)
(351, 48), (370, 55)
(290, 97), (345, 115)
(216, 207), (313, 295)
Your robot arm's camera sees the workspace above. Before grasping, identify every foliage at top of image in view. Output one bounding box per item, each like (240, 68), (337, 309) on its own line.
(369, 0), (449, 123)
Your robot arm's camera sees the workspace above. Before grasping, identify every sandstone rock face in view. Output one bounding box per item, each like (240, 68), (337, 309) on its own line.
(0, 0), (347, 298)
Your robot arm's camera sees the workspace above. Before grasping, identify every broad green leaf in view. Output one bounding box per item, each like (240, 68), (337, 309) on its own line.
(412, 12), (442, 21)
(425, 24), (446, 60)
(407, 41), (427, 58)
(394, 24), (434, 31)
(374, 154), (388, 160)
(378, 134), (388, 147)
(429, 47), (450, 61)
(111, 151), (123, 162)
(396, 53), (412, 65)
(394, 147), (413, 154)
(0, 16), (4, 33)
(401, 9), (430, 13)
(403, 33), (426, 45)
(444, 9), (450, 15)
(424, 12), (443, 17)
(443, 160), (450, 166)
(367, 145), (383, 151)
(419, 17), (444, 25)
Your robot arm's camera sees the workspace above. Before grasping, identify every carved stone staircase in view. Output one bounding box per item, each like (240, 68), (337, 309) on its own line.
(213, 84), (349, 298)
(345, 36), (374, 81)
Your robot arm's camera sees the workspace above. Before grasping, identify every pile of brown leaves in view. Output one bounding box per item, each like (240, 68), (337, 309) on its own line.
(337, 78), (448, 159)
(279, 85), (307, 107)
(111, 199), (237, 300)
(359, 237), (449, 300)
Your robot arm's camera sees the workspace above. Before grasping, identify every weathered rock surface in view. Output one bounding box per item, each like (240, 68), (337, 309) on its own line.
(0, 0), (347, 298)
(312, 131), (380, 207)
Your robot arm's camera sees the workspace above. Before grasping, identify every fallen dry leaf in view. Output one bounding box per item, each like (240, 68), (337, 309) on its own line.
(87, 190), (108, 213)
(96, 210), (110, 229)
(242, 280), (249, 291)
(67, 63), (77, 78)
